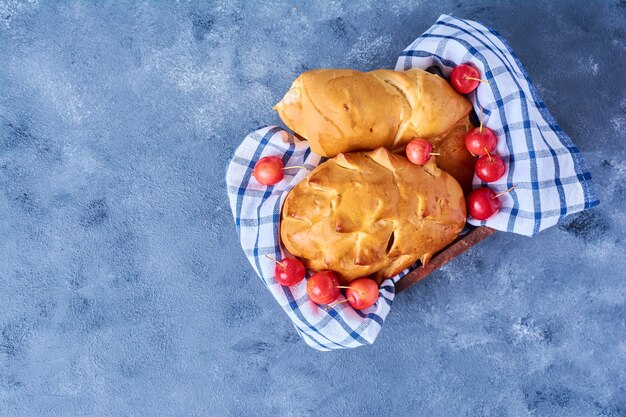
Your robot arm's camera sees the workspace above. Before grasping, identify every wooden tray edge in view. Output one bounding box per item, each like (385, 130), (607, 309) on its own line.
(395, 227), (496, 293)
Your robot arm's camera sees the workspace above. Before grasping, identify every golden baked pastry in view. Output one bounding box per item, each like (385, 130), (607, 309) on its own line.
(274, 68), (472, 157)
(428, 114), (475, 193)
(280, 148), (466, 283)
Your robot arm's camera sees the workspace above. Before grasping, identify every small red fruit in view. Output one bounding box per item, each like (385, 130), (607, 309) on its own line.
(467, 187), (501, 220)
(274, 258), (306, 286)
(405, 138), (434, 165)
(465, 127), (497, 156)
(253, 156), (284, 185)
(450, 64), (481, 94)
(475, 153), (506, 182)
(346, 278), (379, 310)
(307, 271), (340, 305)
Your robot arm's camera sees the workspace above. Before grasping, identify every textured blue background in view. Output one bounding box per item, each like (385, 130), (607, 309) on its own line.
(1, 1), (625, 416)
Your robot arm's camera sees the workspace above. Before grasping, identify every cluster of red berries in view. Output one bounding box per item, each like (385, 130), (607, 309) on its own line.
(405, 63), (514, 221)
(267, 255), (379, 310)
(452, 64), (514, 221)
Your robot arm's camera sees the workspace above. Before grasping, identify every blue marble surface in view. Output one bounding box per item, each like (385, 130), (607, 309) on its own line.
(1, 1), (625, 416)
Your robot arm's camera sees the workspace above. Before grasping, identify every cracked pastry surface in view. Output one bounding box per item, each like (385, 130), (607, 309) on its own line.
(280, 147), (466, 284)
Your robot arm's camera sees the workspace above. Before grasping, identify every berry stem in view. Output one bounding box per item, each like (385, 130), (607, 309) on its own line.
(325, 299), (349, 310)
(484, 147), (493, 162)
(493, 185), (517, 199)
(464, 76), (490, 84)
(479, 106), (484, 133)
(283, 165), (306, 170)
(264, 254), (286, 269)
(429, 152), (441, 156)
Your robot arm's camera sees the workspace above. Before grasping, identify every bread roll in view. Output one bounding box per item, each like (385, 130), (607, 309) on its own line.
(274, 68), (472, 158)
(280, 147), (466, 283)
(428, 114), (475, 193)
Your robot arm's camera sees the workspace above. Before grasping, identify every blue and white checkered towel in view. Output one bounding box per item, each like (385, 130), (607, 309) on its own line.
(226, 15), (599, 351)
(397, 15), (598, 234)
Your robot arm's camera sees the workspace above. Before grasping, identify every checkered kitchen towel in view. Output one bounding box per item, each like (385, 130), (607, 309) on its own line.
(226, 15), (599, 350)
(397, 14), (598, 234)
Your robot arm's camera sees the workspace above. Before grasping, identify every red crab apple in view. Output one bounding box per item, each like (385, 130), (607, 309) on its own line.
(450, 63), (488, 94)
(467, 186), (516, 220)
(266, 255), (306, 286)
(475, 151), (506, 182)
(253, 156), (305, 185)
(405, 138), (439, 165)
(345, 278), (379, 310)
(307, 271), (341, 305)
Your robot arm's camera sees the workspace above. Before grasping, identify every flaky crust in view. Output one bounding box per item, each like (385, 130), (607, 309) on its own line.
(274, 68), (472, 158)
(280, 148), (466, 284)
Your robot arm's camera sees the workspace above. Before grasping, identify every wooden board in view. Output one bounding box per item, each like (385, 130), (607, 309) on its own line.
(395, 227), (496, 293)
